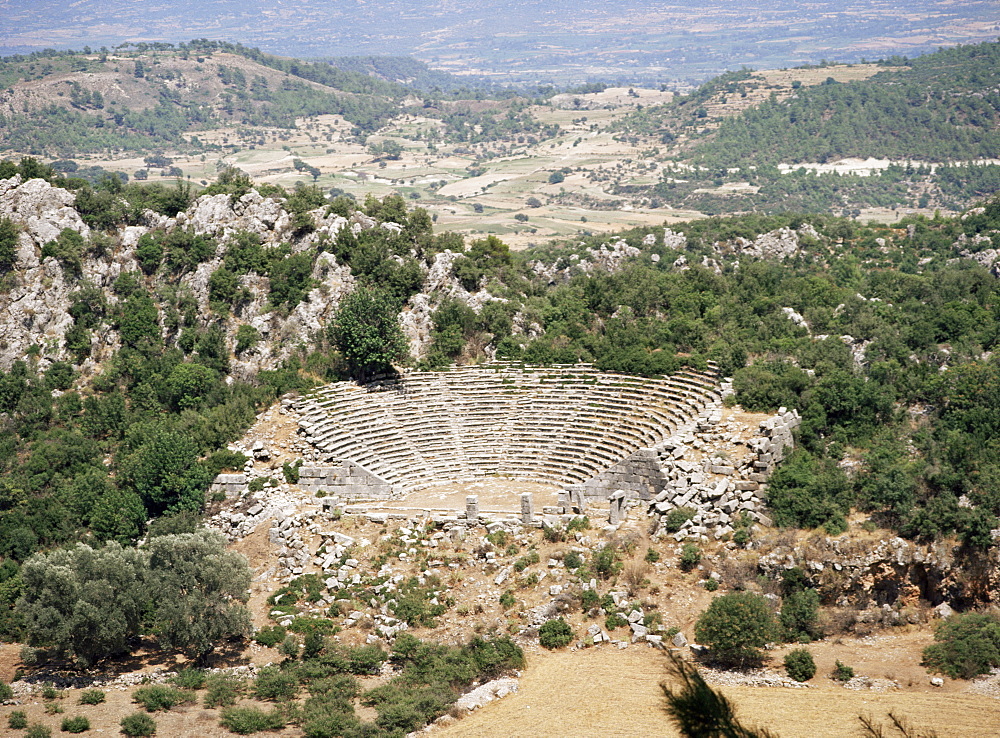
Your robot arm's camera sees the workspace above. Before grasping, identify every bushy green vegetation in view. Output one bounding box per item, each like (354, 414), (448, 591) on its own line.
(539, 618), (573, 649)
(922, 612), (1000, 679)
(783, 648), (816, 681)
(832, 660), (855, 682)
(694, 592), (778, 667)
(220, 706), (286, 734)
(233, 632), (525, 736)
(78, 689), (105, 705)
(59, 715), (90, 733)
(779, 586), (821, 643)
(132, 685), (195, 712)
(119, 713), (157, 737)
(203, 673), (246, 708)
(679, 544), (701, 572)
(16, 531), (250, 666)
(662, 507), (696, 533)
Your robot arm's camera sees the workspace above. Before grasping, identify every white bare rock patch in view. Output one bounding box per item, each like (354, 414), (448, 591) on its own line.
(452, 677), (520, 712)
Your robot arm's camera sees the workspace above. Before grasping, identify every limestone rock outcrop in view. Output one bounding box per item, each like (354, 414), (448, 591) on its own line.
(0, 176), (497, 375)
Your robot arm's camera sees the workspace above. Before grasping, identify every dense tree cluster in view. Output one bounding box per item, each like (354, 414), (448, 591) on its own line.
(17, 530), (250, 666)
(614, 41), (1000, 214)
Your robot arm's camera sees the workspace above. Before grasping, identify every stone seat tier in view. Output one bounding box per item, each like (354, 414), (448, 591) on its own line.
(296, 362), (720, 493)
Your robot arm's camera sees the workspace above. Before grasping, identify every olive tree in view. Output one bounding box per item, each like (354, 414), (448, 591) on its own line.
(694, 592), (778, 668)
(17, 532), (252, 666)
(17, 542), (147, 667)
(145, 530), (252, 661)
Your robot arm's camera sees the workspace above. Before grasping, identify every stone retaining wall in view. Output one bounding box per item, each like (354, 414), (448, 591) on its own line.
(298, 462), (396, 499)
(572, 447), (670, 501)
(209, 473), (248, 499)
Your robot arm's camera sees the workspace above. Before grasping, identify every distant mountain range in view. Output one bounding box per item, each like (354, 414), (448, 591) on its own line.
(2, 0), (998, 85)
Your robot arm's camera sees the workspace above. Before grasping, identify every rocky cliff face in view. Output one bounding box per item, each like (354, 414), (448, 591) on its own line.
(0, 176), (505, 377)
(0, 175), (100, 371)
(752, 532), (1000, 625)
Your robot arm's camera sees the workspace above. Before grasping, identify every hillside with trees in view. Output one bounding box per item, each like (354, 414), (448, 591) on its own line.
(612, 41), (1000, 215)
(0, 157), (998, 585)
(0, 40), (538, 159)
(3, 40), (1000, 229)
(1, 120), (1000, 732)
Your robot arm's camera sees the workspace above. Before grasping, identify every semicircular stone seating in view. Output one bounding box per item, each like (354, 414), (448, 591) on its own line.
(295, 361), (722, 495)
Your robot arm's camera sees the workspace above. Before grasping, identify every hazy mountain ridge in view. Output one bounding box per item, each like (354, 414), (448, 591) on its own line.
(3, 0), (997, 85)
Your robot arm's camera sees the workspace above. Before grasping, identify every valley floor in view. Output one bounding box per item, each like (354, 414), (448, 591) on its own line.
(432, 646), (1000, 738)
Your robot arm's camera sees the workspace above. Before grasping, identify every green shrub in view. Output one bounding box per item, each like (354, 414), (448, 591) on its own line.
(79, 689), (106, 705)
(922, 611), (1000, 679)
(542, 526), (565, 543)
(644, 547), (661, 563)
(120, 712), (157, 737)
(486, 530), (508, 548)
(0, 217), (18, 273)
(467, 636), (525, 680)
(783, 648), (816, 681)
(347, 644), (387, 675)
(253, 625), (288, 648)
(0, 680), (13, 701)
(606, 613), (628, 631)
(279, 635), (300, 659)
(203, 673), (244, 708)
(169, 668), (206, 690)
(539, 618), (573, 649)
(694, 591), (778, 668)
(281, 460), (301, 484)
(679, 543), (701, 572)
(563, 550), (583, 570)
(662, 507), (696, 533)
(780, 588), (821, 642)
(302, 713), (361, 738)
(41, 228), (85, 277)
(135, 233), (163, 275)
(133, 685), (193, 712)
(580, 589), (599, 611)
(831, 660), (855, 682)
(307, 675), (361, 701)
(26, 724), (52, 738)
(514, 551), (540, 572)
(591, 547), (621, 579)
(60, 715), (90, 733)
(41, 683), (61, 700)
(252, 665), (299, 701)
(499, 591), (516, 610)
(704, 578), (719, 592)
(8, 710), (28, 729)
(219, 706), (286, 734)
(566, 516), (590, 532)
(235, 324), (261, 354)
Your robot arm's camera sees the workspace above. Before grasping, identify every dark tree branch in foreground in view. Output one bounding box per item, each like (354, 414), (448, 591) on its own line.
(661, 651), (777, 738)
(858, 712), (938, 738)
